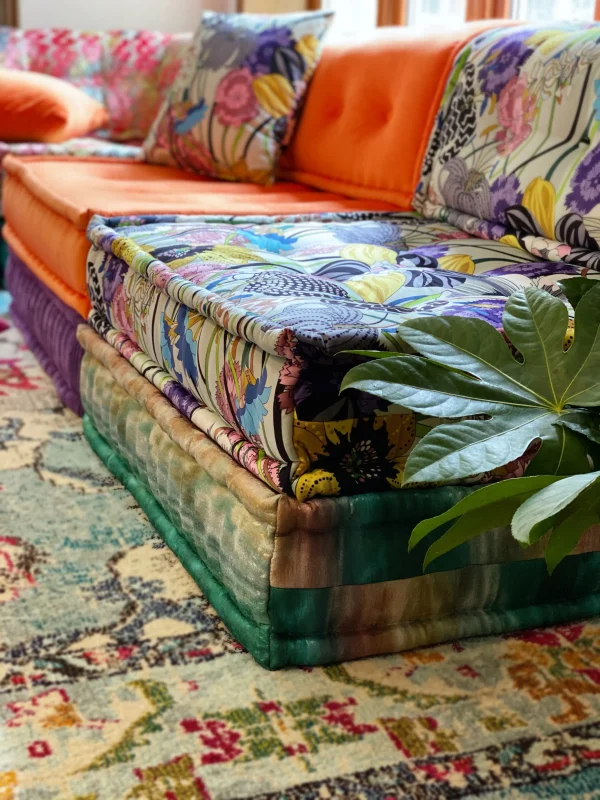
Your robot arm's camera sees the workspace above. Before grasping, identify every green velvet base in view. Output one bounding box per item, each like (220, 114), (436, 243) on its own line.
(84, 413), (600, 670)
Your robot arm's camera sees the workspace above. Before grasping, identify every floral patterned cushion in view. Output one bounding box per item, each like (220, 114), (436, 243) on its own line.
(86, 211), (600, 501)
(0, 27), (191, 141)
(143, 11), (332, 184)
(416, 23), (600, 271)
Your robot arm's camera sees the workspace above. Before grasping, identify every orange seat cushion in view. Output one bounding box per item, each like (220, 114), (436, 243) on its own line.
(0, 70), (108, 143)
(280, 20), (516, 206)
(2, 156), (396, 317)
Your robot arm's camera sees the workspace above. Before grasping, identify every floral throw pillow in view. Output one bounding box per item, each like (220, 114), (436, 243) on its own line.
(143, 11), (332, 184)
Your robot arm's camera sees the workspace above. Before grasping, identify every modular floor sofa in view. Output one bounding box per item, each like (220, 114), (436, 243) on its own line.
(5, 19), (600, 668)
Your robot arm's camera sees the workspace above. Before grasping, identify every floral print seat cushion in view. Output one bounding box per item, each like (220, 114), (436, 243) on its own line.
(416, 23), (600, 271)
(86, 211), (599, 501)
(143, 11), (332, 184)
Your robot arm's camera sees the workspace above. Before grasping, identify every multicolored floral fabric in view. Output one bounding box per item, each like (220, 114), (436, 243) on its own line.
(416, 22), (600, 270)
(86, 211), (599, 500)
(0, 137), (142, 163)
(0, 27), (191, 141)
(143, 11), (332, 184)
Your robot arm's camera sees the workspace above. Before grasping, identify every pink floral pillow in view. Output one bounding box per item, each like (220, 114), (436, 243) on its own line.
(143, 11), (332, 184)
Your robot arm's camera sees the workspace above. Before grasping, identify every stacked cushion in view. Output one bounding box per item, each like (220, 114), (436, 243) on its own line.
(78, 323), (600, 669)
(85, 211), (593, 500)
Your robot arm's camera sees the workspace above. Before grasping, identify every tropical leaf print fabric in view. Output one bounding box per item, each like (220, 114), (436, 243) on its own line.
(143, 12), (332, 184)
(86, 211), (599, 500)
(416, 23), (600, 270)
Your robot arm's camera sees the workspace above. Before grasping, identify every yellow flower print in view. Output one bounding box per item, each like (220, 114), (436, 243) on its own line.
(340, 244), (397, 266)
(295, 469), (341, 500)
(195, 244), (267, 265)
(219, 157), (273, 185)
(522, 177), (556, 239)
(525, 28), (573, 55)
(253, 74), (296, 118)
(296, 34), (319, 72)
(346, 271), (406, 303)
(437, 254), (476, 274)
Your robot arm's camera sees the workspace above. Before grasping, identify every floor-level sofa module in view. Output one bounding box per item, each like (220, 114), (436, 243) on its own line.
(5, 19), (600, 669)
(78, 324), (600, 670)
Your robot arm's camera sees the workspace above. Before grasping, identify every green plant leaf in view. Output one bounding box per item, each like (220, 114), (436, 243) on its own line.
(403, 408), (556, 484)
(525, 423), (591, 476)
(558, 276), (599, 309)
(511, 471), (600, 546)
(391, 315), (542, 403)
(423, 496), (526, 570)
(408, 475), (560, 551)
(558, 283), (600, 407)
(340, 355), (539, 419)
(341, 284), (600, 486)
(502, 287), (570, 403)
(545, 483), (600, 574)
(555, 410), (600, 445)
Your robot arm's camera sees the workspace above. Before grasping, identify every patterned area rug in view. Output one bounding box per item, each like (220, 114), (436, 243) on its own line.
(3, 296), (600, 799)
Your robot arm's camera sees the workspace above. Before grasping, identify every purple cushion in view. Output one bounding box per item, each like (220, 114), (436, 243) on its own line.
(5, 251), (83, 414)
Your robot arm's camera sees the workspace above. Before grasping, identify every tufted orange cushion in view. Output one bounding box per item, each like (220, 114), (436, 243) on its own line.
(280, 20), (516, 208)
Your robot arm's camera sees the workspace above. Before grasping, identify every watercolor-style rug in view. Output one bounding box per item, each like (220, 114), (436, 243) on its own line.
(3, 295), (600, 799)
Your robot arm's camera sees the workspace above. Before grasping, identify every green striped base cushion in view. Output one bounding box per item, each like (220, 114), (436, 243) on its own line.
(78, 333), (600, 669)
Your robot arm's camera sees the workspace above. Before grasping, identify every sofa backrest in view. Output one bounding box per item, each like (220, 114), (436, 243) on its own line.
(280, 20), (514, 209)
(0, 27), (191, 141)
(415, 23), (600, 266)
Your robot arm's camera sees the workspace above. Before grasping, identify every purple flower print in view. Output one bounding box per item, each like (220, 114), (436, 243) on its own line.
(478, 29), (534, 97)
(244, 26), (293, 75)
(490, 174), (523, 224)
(566, 143), (600, 215)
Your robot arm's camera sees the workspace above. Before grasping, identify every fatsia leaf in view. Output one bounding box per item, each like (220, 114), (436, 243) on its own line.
(502, 288), (570, 403)
(555, 410), (600, 445)
(559, 282), (600, 407)
(558, 276), (599, 309)
(341, 284), (600, 486)
(403, 409), (557, 484)
(525, 423), (591, 476)
(511, 471), (600, 546)
(423, 496), (526, 570)
(390, 315), (542, 404)
(340, 355), (540, 419)
(545, 484), (600, 574)
(408, 475), (560, 551)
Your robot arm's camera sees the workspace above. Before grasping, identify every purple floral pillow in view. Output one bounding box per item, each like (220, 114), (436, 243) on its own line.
(143, 11), (332, 184)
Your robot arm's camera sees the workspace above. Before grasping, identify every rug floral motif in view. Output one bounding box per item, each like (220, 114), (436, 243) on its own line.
(3, 295), (600, 799)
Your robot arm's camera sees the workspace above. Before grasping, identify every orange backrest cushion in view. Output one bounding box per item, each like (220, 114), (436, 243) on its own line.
(0, 69), (108, 143)
(280, 20), (515, 208)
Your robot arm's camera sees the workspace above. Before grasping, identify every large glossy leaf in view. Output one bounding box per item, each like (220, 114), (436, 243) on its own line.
(525, 423), (592, 476)
(558, 284), (600, 407)
(422, 496), (527, 570)
(404, 408), (555, 484)
(558, 276), (599, 309)
(502, 287), (570, 402)
(511, 471), (600, 545)
(408, 475), (559, 551)
(556, 410), (600, 445)
(545, 484), (600, 574)
(342, 283), (600, 485)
